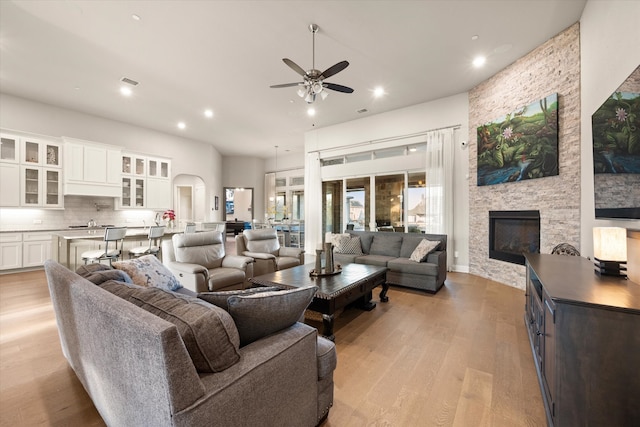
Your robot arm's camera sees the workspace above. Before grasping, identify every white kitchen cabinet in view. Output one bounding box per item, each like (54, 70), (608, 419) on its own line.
(148, 157), (170, 179)
(146, 178), (171, 209)
(22, 137), (61, 168)
(22, 232), (52, 268)
(0, 134), (20, 163)
(0, 233), (22, 271)
(0, 163), (20, 207)
(63, 138), (121, 197)
(119, 153), (171, 209)
(20, 166), (62, 208)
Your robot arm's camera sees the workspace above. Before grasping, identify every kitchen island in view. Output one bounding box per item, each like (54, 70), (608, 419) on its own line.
(52, 227), (183, 269)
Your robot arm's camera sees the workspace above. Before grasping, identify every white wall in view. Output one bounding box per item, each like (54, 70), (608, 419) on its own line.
(580, 0), (640, 257)
(0, 94), (223, 225)
(304, 92), (470, 270)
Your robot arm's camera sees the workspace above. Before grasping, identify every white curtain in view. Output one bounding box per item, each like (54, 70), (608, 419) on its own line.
(304, 152), (322, 251)
(425, 128), (454, 269)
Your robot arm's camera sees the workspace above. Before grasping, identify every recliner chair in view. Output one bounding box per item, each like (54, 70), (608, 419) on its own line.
(161, 230), (254, 292)
(236, 228), (304, 277)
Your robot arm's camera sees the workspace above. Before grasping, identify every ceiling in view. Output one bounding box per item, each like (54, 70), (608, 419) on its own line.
(0, 0), (587, 159)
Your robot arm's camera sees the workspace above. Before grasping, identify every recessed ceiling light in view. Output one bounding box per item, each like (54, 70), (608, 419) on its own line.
(132, 14), (141, 21)
(409, 147), (417, 152)
(373, 87), (385, 98)
(177, 122), (186, 130)
(120, 86), (132, 97)
(204, 109), (214, 118)
(307, 107), (316, 117)
(471, 35), (479, 41)
(472, 56), (486, 68)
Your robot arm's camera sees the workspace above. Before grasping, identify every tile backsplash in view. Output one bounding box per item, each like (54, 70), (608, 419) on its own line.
(0, 196), (165, 231)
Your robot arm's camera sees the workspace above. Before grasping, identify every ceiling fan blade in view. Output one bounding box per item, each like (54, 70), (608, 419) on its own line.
(324, 82), (354, 94)
(270, 82), (304, 88)
(320, 60), (349, 79)
(283, 58), (307, 77)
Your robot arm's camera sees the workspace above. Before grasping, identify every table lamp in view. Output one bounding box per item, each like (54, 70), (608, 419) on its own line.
(593, 227), (627, 277)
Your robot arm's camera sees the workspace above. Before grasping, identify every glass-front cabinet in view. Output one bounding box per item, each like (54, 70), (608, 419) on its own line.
(22, 138), (61, 167)
(148, 158), (170, 178)
(20, 166), (61, 207)
(121, 177), (145, 208)
(0, 134), (19, 163)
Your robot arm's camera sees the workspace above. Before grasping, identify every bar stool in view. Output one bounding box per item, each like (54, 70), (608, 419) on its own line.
(184, 223), (197, 233)
(129, 226), (165, 259)
(81, 227), (128, 266)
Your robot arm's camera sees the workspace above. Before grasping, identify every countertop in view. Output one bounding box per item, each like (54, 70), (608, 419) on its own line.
(51, 227), (183, 239)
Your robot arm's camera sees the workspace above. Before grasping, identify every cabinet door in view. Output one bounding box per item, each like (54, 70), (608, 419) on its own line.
(44, 168), (62, 207)
(0, 163), (20, 207)
(0, 134), (20, 163)
(84, 145), (108, 183)
(147, 158), (170, 178)
(122, 177), (132, 207)
(44, 142), (61, 167)
(542, 296), (556, 422)
(106, 149), (121, 185)
(65, 143), (84, 181)
(147, 178), (171, 209)
(23, 139), (41, 165)
(134, 178), (145, 207)
(22, 233), (52, 268)
(0, 234), (22, 270)
(21, 166), (42, 206)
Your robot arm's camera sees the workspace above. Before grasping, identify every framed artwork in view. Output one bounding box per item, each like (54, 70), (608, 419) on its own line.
(477, 93), (559, 186)
(592, 65), (640, 219)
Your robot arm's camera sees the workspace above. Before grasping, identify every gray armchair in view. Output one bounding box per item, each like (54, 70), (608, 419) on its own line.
(236, 228), (304, 277)
(162, 230), (254, 292)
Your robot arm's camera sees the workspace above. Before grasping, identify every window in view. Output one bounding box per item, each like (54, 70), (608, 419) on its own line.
(407, 172), (427, 233)
(346, 177), (370, 230)
(374, 174), (405, 231)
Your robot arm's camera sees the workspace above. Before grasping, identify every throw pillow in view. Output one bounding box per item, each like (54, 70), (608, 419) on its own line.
(333, 235), (364, 255)
(409, 239), (440, 263)
(128, 287), (241, 372)
(197, 286), (281, 311)
(113, 255), (182, 291)
(85, 269), (133, 285)
(227, 285), (317, 346)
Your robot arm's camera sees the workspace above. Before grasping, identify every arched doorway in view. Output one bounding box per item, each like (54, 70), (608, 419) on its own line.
(173, 174), (206, 227)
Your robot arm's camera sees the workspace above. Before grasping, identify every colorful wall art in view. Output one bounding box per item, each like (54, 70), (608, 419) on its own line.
(477, 93), (559, 186)
(592, 65), (640, 219)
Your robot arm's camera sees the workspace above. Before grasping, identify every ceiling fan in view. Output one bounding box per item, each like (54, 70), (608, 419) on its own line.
(270, 24), (354, 104)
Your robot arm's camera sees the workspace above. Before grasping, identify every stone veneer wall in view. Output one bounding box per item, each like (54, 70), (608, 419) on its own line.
(469, 23), (581, 289)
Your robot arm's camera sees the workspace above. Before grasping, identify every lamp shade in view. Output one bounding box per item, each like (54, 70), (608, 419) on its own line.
(593, 227), (627, 262)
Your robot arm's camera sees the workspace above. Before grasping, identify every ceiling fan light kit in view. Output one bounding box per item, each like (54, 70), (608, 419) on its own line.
(270, 23), (354, 104)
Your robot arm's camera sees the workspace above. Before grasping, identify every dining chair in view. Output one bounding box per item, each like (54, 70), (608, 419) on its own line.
(184, 223), (197, 233)
(81, 227), (128, 265)
(129, 226), (165, 259)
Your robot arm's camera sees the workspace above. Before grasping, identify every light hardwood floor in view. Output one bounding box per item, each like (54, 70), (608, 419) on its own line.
(0, 267), (545, 427)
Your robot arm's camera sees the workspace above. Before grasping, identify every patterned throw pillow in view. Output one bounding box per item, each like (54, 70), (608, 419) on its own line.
(227, 285), (317, 346)
(333, 234), (364, 255)
(409, 239), (440, 263)
(113, 255), (182, 291)
(197, 286), (281, 311)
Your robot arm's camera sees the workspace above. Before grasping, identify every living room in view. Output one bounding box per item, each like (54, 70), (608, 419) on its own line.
(1, 1), (639, 426)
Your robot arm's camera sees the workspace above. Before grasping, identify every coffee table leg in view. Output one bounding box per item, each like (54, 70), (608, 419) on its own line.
(322, 314), (335, 342)
(380, 283), (389, 303)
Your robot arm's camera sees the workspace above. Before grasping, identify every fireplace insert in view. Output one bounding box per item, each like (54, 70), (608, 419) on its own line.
(489, 210), (540, 265)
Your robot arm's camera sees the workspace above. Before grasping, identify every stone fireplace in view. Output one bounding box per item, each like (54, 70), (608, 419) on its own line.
(489, 210), (540, 265)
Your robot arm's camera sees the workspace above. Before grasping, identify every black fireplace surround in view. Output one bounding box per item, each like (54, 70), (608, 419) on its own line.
(489, 210), (540, 265)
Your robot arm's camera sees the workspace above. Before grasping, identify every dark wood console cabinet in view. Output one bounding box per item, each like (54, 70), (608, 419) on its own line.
(524, 254), (640, 427)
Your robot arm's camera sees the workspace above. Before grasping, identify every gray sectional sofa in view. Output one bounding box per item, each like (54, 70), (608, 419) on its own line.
(44, 260), (336, 427)
(332, 230), (447, 293)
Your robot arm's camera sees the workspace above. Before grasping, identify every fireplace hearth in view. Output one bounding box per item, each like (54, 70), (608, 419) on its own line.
(489, 210), (540, 265)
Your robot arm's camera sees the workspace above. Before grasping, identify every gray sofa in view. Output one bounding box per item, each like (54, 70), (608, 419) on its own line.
(44, 260), (336, 427)
(332, 230), (447, 293)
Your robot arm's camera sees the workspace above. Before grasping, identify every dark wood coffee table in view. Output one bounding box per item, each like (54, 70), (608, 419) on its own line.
(250, 263), (389, 341)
